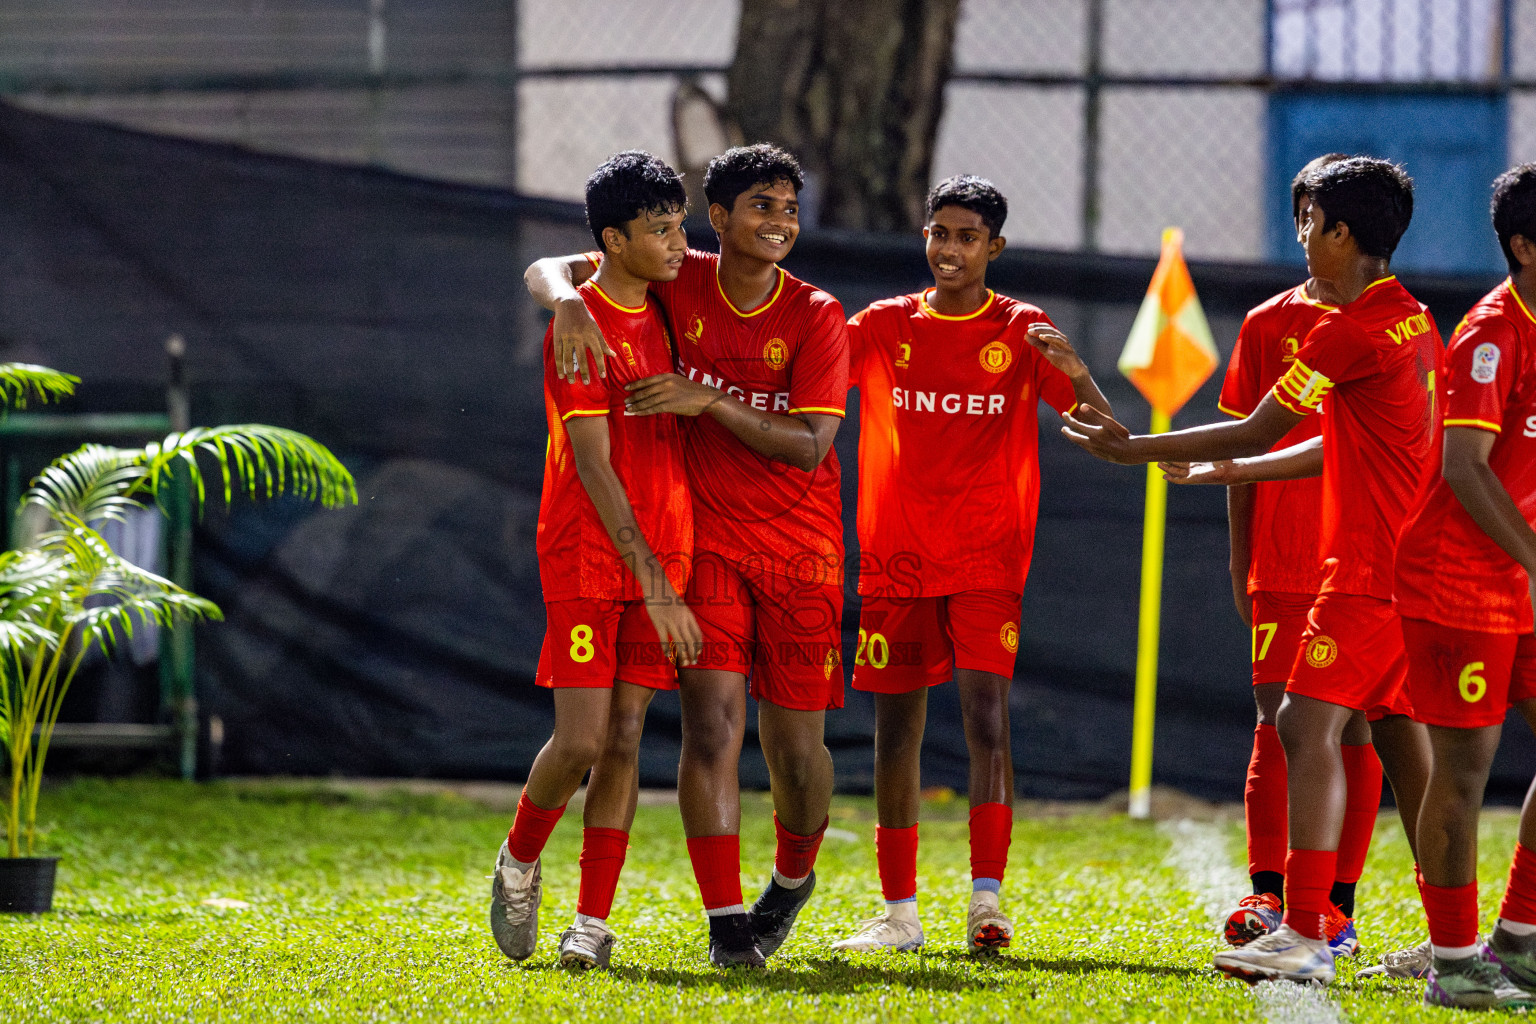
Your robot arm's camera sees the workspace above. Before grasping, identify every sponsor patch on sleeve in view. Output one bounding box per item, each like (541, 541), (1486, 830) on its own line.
(1471, 342), (1501, 384)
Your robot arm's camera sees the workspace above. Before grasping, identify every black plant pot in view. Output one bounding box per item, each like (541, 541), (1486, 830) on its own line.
(0, 856), (58, 913)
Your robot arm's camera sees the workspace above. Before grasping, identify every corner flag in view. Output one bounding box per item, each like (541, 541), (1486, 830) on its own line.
(1119, 228), (1217, 819)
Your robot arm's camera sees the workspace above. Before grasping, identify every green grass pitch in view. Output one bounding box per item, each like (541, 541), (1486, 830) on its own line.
(2, 778), (1523, 1022)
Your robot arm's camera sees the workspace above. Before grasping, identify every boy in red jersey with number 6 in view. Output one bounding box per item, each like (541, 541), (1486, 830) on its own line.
(831, 176), (1112, 954)
(1394, 164), (1536, 1010)
(490, 151), (701, 971)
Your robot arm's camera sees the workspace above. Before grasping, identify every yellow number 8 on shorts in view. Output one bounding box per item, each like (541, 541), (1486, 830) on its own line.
(569, 624), (596, 663)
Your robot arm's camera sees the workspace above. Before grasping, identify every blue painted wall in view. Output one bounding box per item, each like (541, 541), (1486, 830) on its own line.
(1267, 93), (1508, 274)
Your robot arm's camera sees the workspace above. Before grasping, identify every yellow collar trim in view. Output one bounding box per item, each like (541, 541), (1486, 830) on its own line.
(1508, 278), (1536, 327)
(920, 289), (996, 320)
(588, 281), (647, 314)
(716, 267), (785, 318)
(1295, 282), (1337, 311)
(1360, 275), (1397, 296)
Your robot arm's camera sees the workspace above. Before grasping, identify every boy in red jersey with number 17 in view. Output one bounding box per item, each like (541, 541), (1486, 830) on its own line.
(490, 151), (701, 971)
(1394, 164), (1536, 1010)
(1064, 158), (1437, 987)
(1203, 155), (1414, 962)
(831, 176), (1112, 954)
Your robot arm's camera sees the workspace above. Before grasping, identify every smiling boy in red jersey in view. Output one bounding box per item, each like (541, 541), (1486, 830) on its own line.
(1393, 165), (1536, 1010)
(827, 176), (1111, 955)
(1062, 158), (1437, 986)
(491, 151), (701, 972)
(1212, 155), (1393, 960)
(525, 144), (848, 968)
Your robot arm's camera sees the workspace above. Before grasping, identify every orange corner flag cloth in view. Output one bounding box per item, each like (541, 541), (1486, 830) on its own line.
(1117, 228), (1218, 417)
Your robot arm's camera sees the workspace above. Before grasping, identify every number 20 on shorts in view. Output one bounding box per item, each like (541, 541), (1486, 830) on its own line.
(856, 629), (889, 669)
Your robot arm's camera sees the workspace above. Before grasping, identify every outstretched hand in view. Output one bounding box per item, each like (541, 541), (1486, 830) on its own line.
(1161, 460), (1243, 485)
(553, 298), (618, 384)
(1060, 405), (1142, 464)
(1025, 323), (1089, 378)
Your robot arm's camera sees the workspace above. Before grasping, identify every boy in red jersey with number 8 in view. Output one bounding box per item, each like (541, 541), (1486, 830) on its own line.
(490, 151), (701, 971)
(832, 176), (1112, 954)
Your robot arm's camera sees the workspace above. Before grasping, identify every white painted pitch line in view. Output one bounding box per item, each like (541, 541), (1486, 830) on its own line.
(1158, 819), (1346, 1024)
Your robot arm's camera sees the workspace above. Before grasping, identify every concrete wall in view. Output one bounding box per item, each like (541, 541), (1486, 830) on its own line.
(3, 0), (1532, 263)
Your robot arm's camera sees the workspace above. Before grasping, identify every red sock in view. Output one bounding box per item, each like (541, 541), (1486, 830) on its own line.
(1500, 842), (1536, 926)
(575, 827), (628, 920)
(774, 814), (827, 881)
(1336, 743), (1382, 885)
(1423, 881), (1480, 949)
(1245, 723), (1288, 877)
(507, 791), (566, 864)
(686, 834), (743, 911)
(876, 824), (919, 902)
(1283, 848), (1338, 940)
(969, 802), (1013, 885)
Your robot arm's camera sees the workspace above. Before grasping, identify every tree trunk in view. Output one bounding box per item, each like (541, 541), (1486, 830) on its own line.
(726, 0), (959, 232)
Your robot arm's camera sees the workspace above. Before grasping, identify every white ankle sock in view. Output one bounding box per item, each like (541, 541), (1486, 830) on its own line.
(572, 912), (606, 929)
(773, 869), (811, 890)
(1433, 942), (1481, 960)
(1499, 918), (1536, 936)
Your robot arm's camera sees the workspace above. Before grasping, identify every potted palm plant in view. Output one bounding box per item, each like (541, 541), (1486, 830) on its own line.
(0, 363), (356, 912)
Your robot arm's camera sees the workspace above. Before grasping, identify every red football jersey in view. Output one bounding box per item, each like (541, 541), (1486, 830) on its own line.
(649, 249), (849, 584)
(1271, 276), (1441, 600)
(537, 280), (692, 602)
(1396, 279), (1536, 633)
(1218, 284), (1331, 597)
(849, 290), (1078, 596)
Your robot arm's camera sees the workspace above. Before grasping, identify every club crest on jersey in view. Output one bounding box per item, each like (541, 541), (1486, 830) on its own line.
(1281, 336), (1300, 362)
(1471, 342), (1501, 384)
(896, 342), (912, 369)
(1000, 622), (1019, 654)
(764, 337), (788, 369)
(685, 316), (705, 344)
(979, 341), (1012, 373)
(823, 647), (840, 681)
(1305, 635), (1338, 669)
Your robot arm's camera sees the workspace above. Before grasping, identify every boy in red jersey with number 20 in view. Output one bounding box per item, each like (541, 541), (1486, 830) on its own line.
(526, 145), (849, 969)
(831, 176), (1111, 956)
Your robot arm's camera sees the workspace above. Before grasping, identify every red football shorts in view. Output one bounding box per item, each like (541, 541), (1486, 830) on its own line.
(1286, 593), (1410, 716)
(851, 590), (1022, 693)
(685, 551), (845, 711)
(1402, 618), (1536, 728)
(1251, 591), (1316, 687)
(536, 598), (678, 691)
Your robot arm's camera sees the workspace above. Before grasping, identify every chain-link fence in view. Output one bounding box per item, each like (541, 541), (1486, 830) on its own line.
(4, 0), (1534, 267)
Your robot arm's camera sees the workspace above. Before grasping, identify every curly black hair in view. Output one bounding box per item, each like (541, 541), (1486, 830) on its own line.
(926, 175), (1007, 238)
(585, 150), (686, 251)
(702, 143), (804, 212)
(1290, 153), (1348, 224)
(1492, 164), (1536, 274)
(1303, 157), (1414, 261)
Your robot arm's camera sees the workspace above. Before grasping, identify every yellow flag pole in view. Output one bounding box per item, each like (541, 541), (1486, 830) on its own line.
(1128, 408), (1171, 819)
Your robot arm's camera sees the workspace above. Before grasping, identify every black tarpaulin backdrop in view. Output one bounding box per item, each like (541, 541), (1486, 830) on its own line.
(3, 100), (1528, 801)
